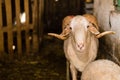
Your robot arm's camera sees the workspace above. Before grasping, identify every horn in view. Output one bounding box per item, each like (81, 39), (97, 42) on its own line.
(96, 31), (115, 38)
(83, 14), (99, 30)
(48, 25), (71, 40)
(48, 26), (71, 40)
(48, 33), (67, 40)
(48, 16), (73, 40)
(88, 23), (100, 35)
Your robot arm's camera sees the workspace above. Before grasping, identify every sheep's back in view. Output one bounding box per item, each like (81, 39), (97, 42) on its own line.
(81, 59), (120, 80)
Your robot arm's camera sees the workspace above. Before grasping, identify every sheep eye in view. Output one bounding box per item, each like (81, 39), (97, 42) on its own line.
(87, 25), (89, 28)
(67, 23), (69, 25)
(65, 24), (69, 26)
(70, 27), (72, 30)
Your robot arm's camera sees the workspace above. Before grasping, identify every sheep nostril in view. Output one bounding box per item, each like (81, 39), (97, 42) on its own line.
(78, 43), (84, 50)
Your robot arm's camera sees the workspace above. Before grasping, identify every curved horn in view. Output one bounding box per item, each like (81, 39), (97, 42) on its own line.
(48, 16), (73, 40)
(48, 26), (71, 40)
(83, 14), (99, 30)
(88, 23), (100, 35)
(48, 33), (67, 40)
(96, 31), (115, 38)
(83, 14), (100, 35)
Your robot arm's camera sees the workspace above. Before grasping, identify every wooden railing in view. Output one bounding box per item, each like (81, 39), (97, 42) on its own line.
(0, 0), (42, 58)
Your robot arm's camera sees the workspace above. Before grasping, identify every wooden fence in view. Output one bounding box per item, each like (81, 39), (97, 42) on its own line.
(0, 0), (43, 58)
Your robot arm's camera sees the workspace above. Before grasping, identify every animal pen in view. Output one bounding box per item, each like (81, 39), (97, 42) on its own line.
(0, 0), (44, 59)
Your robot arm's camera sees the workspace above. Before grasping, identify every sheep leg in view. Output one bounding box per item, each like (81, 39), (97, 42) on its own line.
(70, 64), (77, 80)
(66, 61), (70, 80)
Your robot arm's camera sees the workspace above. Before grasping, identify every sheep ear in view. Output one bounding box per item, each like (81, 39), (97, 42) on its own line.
(88, 23), (100, 35)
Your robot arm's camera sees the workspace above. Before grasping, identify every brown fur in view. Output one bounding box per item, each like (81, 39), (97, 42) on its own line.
(83, 14), (99, 30)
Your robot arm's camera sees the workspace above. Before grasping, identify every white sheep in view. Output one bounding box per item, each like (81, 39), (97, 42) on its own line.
(48, 14), (115, 80)
(81, 59), (120, 80)
(63, 15), (99, 80)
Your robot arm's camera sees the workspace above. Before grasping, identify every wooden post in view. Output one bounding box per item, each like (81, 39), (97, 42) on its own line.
(38, 0), (44, 42)
(24, 0), (30, 55)
(0, 0), (4, 57)
(66, 61), (70, 80)
(5, 0), (13, 58)
(32, 0), (39, 53)
(0, 0), (2, 28)
(15, 0), (22, 57)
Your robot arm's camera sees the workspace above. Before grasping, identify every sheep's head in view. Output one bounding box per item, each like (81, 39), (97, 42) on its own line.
(68, 16), (100, 51)
(48, 15), (115, 41)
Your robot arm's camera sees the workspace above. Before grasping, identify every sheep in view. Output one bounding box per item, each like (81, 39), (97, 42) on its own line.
(63, 15), (99, 80)
(81, 59), (120, 80)
(48, 14), (115, 80)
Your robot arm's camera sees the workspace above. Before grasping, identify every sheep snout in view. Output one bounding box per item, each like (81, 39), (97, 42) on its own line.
(76, 42), (85, 51)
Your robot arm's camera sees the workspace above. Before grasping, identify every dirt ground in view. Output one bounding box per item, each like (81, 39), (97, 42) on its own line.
(0, 35), (66, 80)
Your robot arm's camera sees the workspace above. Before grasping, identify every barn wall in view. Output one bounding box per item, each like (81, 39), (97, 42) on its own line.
(94, 0), (120, 61)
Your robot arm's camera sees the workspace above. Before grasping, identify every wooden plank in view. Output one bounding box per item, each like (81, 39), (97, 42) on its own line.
(0, 0), (5, 56)
(32, 0), (36, 25)
(32, 0), (39, 53)
(15, 0), (22, 56)
(15, 0), (21, 25)
(24, 0), (29, 24)
(0, 0), (2, 28)
(0, 31), (4, 57)
(0, 0), (4, 57)
(38, 0), (44, 45)
(5, 0), (13, 56)
(5, 0), (12, 26)
(39, 0), (44, 34)
(24, 0), (30, 55)
(0, 24), (33, 32)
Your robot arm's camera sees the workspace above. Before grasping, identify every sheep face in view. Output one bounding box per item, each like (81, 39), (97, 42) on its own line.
(69, 16), (89, 51)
